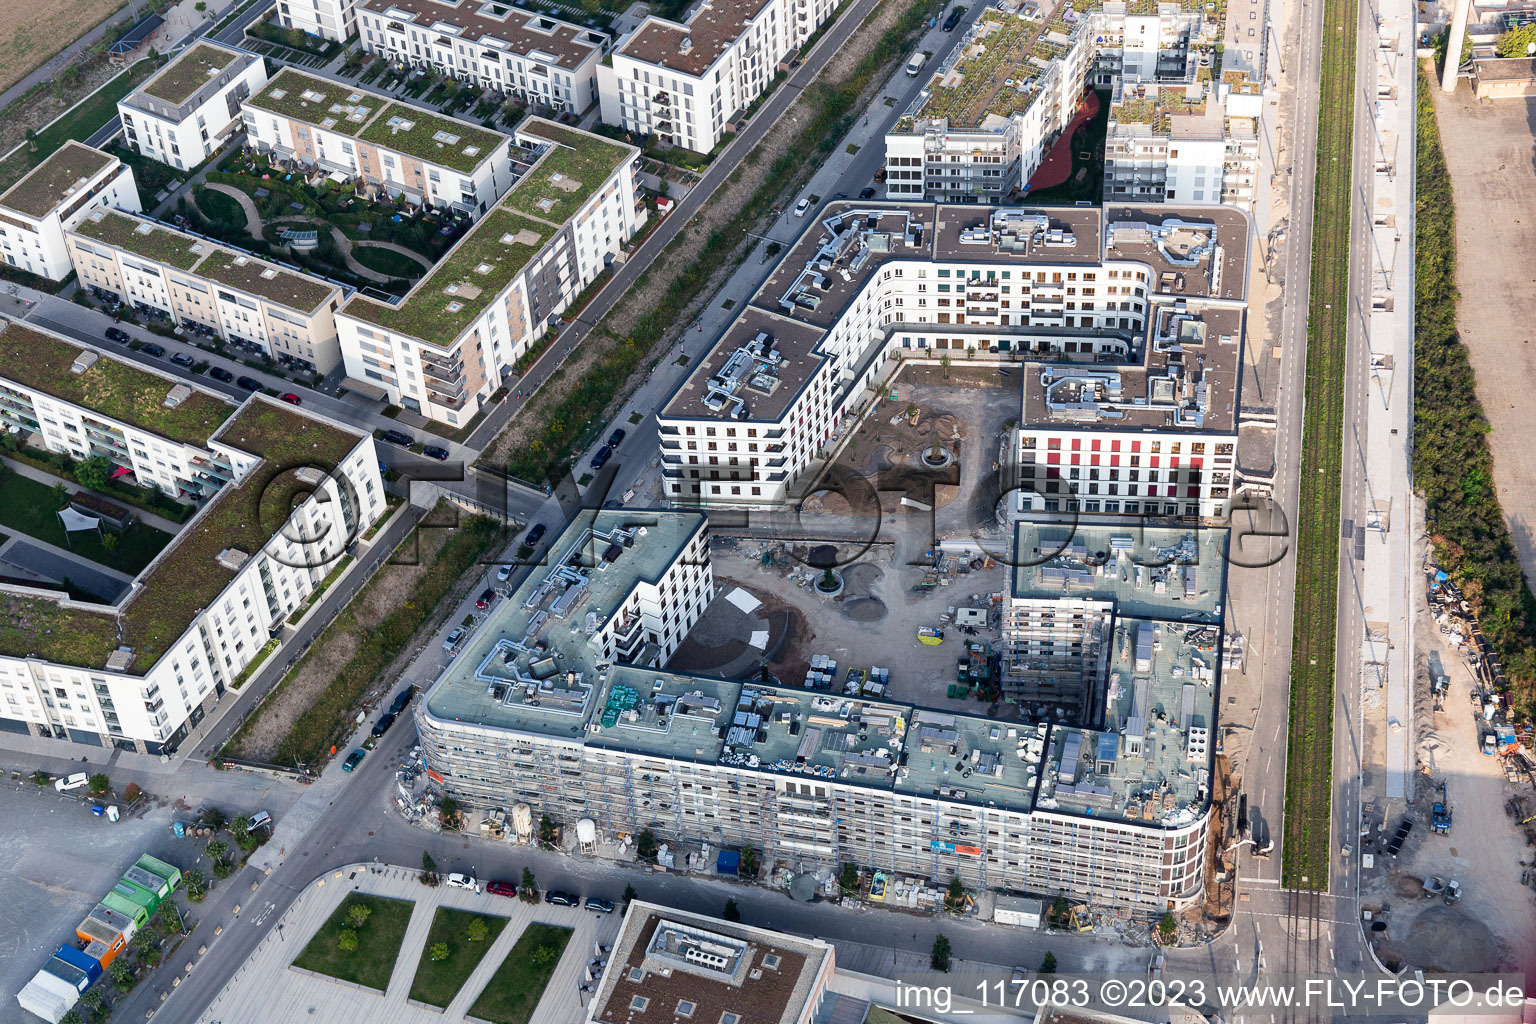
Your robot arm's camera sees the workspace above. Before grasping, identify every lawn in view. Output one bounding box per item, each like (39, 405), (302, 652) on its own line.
(0, 54), (166, 192)
(466, 923), (572, 1024)
(0, 470), (172, 574)
(111, 145), (180, 209)
(407, 908), (508, 1008)
(351, 245), (425, 280)
(194, 185), (245, 228)
(292, 894), (414, 992)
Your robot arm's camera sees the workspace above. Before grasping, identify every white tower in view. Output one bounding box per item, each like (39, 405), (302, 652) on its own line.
(1441, 0), (1473, 92)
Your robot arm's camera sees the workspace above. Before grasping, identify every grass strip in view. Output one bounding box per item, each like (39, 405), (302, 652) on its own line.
(292, 894), (413, 991)
(0, 469), (171, 574)
(466, 923), (572, 1024)
(1280, 0), (1356, 890)
(1412, 72), (1536, 709)
(407, 908), (508, 1008)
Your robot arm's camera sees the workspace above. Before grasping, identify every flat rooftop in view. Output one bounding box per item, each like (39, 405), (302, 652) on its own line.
(1038, 616), (1217, 827)
(0, 142), (115, 220)
(196, 247), (338, 312)
(618, 0), (775, 78)
(131, 41), (245, 107)
(909, 6), (1066, 129)
(246, 68), (381, 136)
(659, 313), (826, 421)
(0, 319), (233, 445)
(73, 210), (206, 270)
(342, 120), (634, 343)
(359, 0), (606, 69)
(1010, 519), (1228, 622)
(590, 903), (830, 1024)
(356, 100), (509, 175)
(1103, 205), (1250, 302)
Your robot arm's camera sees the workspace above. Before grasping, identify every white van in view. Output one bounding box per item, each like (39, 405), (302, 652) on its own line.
(906, 52), (926, 76)
(54, 773), (89, 792)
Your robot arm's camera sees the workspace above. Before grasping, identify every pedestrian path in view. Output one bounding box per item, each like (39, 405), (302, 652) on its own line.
(0, 455), (187, 533)
(203, 182), (264, 236)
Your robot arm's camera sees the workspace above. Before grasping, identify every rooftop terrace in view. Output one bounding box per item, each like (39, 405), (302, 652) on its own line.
(0, 320), (233, 445)
(359, 0), (606, 69)
(1103, 206), (1250, 302)
(0, 142), (115, 220)
(134, 42), (243, 106)
(912, 9), (1062, 128)
(1009, 520), (1228, 621)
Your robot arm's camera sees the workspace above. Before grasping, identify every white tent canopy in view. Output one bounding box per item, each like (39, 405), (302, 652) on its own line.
(57, 508), (101, 532)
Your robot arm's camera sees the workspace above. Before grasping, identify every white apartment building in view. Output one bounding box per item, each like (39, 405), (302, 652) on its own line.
(276, 0), (359, 41)
(335, 118), (644, 425)
(0, 321), (386, 754)
(243, 68), (513, 218)
(655, 201), (1248, 517)
(885, 1), (1257, 206)
(118, 42), (269, 170)
(597, 0), (839, 154)
(415, 509), (1217, 913)
(1102, 78), (1262, 206)
(356, 0), (609, 115)
(66, 210), (348, 374)
(0, 143), (141, 281)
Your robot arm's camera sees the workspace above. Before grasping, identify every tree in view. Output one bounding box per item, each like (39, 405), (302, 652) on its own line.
(76, 455), (115, 492)
(821, 566), (838, 591)
(945, 873), (966, 912)
(467, 917), (489, 943)
(231, 815), (253, 841)
(183, 869), (207, 902)
(59, 1010), (85, 1024)
(347, 902), (373, 930)
(123, 782), (142, 803)
(538, 812), (557, 848)
(520, 866), (538, 902)
(530, 944), (558, 965)
(1434, 27), (1472, 69)
(420, 851), (440, 886)
(930, 934), (952, 972)
(439, 795), (459, 828)
(108, 958), (134, 989)
(722, 899), (741, 922)
(138, 945), (161, 968)
(53, 481), (69, 507)
(337, 928), (359, 952)
(80, 989), (106, 1015)
(1156, 912), (1177, 944)
(195, 0), (207, 10)
(201, 807), (227, 830)
(429, 941), (450, 961)
(838, 863), (860, 895)
(635, 829), (658, 862)
(101, 533), (119, 552)
(87, 773), (110, 796)
(1498, 23), (1536, 57)
(205, 839), (229, 861)
(622, 883), (638, 905)
(739, 845), (759, 879)
(939, 352), (952, 379)
(1050, 895), (1070, 926)
(1039, 951), (1057, 975)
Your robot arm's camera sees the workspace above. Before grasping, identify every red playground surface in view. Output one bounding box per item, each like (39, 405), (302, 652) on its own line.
(1026, 90), (1101, 191)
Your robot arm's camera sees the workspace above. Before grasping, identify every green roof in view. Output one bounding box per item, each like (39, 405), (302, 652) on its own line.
(357, 101), (508, 175)
(74, 210), (205, 270)
(197, 248), (338, 312)
(137, 42), (242, 106)
(117, 399), (365, 671)
(0, 321), (234, 445)
(505, 118), (630, 224)
(0, 142), (114, 219)
(0, 593), (119, 668)
(246, 67), (381, 137)
(342, 207), (554, 340)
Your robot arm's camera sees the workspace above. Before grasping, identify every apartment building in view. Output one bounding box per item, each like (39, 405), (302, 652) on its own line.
(0, 143), (141, 281)
(653, 201), (1247, 516)
(1102, 78), (1261, 206)
(276, 0), (359, 41)
(67, 210), (347, 374)
(0, 320), (386, 753)
(884, 1), (1258, 206)
(356, 0), (609, 115)
(597, 0), (839, 154)
(243, 68), (513, 217)
(118, 42), (269, 170)
(416, 509), (1219, 912)
(334, 118), (643, 425)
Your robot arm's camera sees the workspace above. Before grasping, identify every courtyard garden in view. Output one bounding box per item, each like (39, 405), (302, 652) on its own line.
(0, 463), (173, 575)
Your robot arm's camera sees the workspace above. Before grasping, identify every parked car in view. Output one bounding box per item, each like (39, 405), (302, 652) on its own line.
(607, 427), (626, 447)
(445, 873), (479, 891)
(54, 773), (89, 792)
(380, 429), (415, 447)
(370, 712), (396, 737)
(525, 523), (547, 545)
(104, 327), (130, 344)
(423, 445), (450, 461)
(209, 366), (234, 382)
(140, 343), (166, 358)
(236, 375), (263, 391)
(590, 444), (613, 470)
(585, 897), (615, 914)
(497, 564), (512, 582)
(544, 890), (580, 906)
(279, 392), (302, 405)
(342, 749), (366, 772)
(171, 352), (195, 368)
(475, 588), (495, 609)
(249, 810), (274, 832)
(859, 187), (878, 199)
(793, 197), (811, 216)
(388, 688), (414, 715)
(486, 880), (518, 898)
(443, 627), (465, 651)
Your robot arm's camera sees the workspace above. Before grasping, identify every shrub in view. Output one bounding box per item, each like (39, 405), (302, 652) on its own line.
(467, 917), (489, 943)
(338, 928), (359, 952)
(430, 941), (450, 961)
(930, 934), (951, 972)
(347, 902), (373, 930)
(87, 773), (110, 796)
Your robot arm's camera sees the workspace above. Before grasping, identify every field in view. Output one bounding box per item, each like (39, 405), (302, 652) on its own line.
(0, 0), (125, 95)
(1281, 0), (1357, 889)
(291, 894), (414, 991)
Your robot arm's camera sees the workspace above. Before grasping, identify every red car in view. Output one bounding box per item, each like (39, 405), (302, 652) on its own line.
(486, 880), (517, 898)
(280, 392), (302, 405)
(475, 588), (495, 609)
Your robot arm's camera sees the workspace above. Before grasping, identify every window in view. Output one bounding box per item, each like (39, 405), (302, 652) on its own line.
(721, 1015), (742, 1024)
(630, 996), (651, 1012)
(761, 953), (781, 970)
(677, 1000), (697, 1018)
